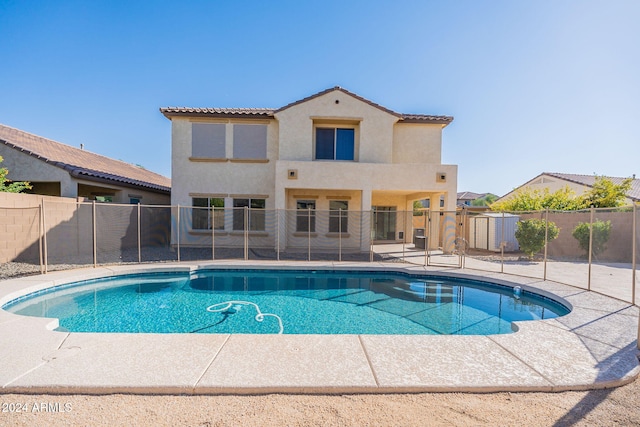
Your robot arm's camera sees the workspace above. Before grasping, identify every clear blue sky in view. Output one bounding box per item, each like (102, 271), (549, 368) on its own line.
(1, 0), (638, 196)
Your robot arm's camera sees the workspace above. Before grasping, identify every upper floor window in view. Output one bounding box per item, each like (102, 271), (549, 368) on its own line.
(315, 128), (354, 161)
(192, 123), (226, 158)
(233, 124), (267, 159)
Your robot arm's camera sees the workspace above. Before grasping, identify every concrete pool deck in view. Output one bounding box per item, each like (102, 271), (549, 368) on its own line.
(0, 260), (638, 395)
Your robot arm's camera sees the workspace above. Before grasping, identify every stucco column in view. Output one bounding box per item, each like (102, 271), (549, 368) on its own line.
(429, 194), (441, 250)
(274, 187), (287, 252)
(361, 190), (372, 251)
(404, 199), (414, 244)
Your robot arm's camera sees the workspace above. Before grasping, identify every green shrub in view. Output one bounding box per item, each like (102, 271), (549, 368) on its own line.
(572, 219), (612, 257)
(515, 219), (560, 259)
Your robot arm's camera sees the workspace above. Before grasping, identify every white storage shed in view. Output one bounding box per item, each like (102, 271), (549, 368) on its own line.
(468, 213), (520, 252)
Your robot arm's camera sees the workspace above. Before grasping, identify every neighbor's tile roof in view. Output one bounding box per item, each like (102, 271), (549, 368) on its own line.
(0, 124), (171, 194)
(161, 87), (454, 125)
(457, 191), (486, 200)
(545, 172), (640, 201)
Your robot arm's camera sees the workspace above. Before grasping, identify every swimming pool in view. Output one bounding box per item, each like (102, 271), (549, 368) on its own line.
(2, 269), (569, 335)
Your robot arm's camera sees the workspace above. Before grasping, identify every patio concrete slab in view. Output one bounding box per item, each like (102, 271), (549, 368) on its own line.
(197, 334), (376, 393)
(7, 333), (228, 394)
(0, 318), (66, 387)
(360, 335), (553, 392)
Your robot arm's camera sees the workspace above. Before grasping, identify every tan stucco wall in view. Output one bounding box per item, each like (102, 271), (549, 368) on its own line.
(274, 89), (399, 163)
(0, 145), (76, 197)
(170, 118), (278, 208)
(392, 123), (442, 164)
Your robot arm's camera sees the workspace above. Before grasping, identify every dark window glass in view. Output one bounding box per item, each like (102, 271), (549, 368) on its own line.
(329, 200), (348, 233)
(233, 198), (265, 231)
(296, 200), (316, 232)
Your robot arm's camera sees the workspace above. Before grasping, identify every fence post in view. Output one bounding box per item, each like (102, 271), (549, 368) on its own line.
(544, 208), (549, 281)
(307, 207), (311, 262)
(176, 204), (181, 262)
(369, 210), (374, 263)
(137, 203), (141, 263)
(588, 206), (594, 291)
(92, 200), (97, 268)
(276, 209), (280, 261)
(211, 207), (215, 261)
(424, 209), (428, 266)
(500, 211), (505, 273)
(40, 198), (46, 274)
(244, 206), (249, 261)
(632, 203), (636, 305)
(339, 208), (342, 262)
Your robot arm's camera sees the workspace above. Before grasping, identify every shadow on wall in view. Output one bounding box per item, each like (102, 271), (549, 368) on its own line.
(12, 203), (173, 267)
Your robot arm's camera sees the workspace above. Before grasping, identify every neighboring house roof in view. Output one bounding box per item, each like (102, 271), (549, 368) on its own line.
(160, 86), (454, 126)
(502, 172), (640, 202)
(457, 191), (487, 201)
(0, 124), (171, 194)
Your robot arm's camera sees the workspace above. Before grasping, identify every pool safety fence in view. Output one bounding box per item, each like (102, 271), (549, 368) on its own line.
(1, 201), (638, 306)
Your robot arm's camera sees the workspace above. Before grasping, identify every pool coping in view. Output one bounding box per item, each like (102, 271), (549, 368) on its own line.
(0, 260), (638, 395)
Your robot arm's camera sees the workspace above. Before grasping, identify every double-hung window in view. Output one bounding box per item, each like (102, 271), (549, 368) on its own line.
(192, 197), (225, 230)
(329, 200), (348, 233)
(296, 200), (316, 232)
(233, 198), (266, 231)
(315, 128), (354, 161)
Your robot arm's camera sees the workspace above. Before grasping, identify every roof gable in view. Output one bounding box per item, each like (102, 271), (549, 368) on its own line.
(0, 124), (171, 194)
(160, 87), (453, 126)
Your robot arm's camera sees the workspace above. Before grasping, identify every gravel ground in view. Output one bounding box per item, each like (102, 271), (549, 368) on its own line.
(1, 378), (639, 426)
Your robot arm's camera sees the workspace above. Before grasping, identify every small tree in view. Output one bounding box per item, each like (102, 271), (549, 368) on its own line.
(491, 186), (582, 212)
(515, 218), (560, 259)
(579, 176), (632, 208)
(0, 156), (31, 193)
(572, 219), (612, 257)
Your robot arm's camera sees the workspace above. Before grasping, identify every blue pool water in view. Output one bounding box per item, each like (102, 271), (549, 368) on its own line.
(3, 269), (569, 335)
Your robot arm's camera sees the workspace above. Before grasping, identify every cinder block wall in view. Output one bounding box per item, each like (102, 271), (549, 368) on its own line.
(0, 193), (80, 263)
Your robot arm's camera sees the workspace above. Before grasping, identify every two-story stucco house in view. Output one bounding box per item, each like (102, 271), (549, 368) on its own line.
(161, 87), (456, 254)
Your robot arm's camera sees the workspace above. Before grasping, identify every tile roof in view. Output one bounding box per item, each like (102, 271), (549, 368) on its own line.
(160, 107), (275, 119)
(544, 172), (640, 202)
(0, 124), (171, 194)
(457, 191), (487, 200)
(161, 87), (454, 126)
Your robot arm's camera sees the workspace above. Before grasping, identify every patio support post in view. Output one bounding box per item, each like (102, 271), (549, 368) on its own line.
(588, 206), (594, 291)
(544, 208), (549, 281)
(92, 200), (97, 268)
(137, 203), (141, 263)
